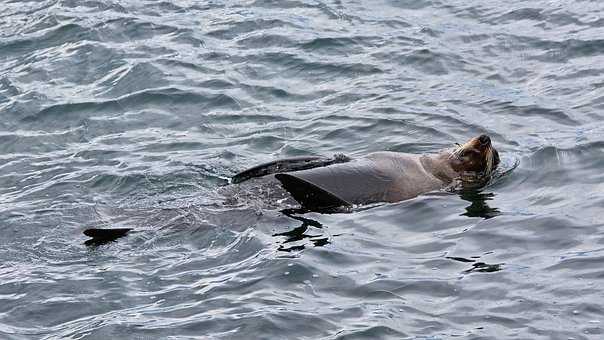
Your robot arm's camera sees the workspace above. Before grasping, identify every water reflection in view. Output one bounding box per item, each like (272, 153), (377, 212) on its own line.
(459, 189), (501, 219)
(446, 256), (504, 274)
(274, 210), (332, 252)
(463, 262), (503, 273)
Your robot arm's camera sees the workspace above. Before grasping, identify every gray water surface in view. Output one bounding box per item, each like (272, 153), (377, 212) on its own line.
(1, 1), (604, 339)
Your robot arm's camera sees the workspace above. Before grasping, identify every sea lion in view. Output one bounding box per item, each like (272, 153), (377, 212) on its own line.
(232, 134), (499, 212)
(82, 135), (500, 244)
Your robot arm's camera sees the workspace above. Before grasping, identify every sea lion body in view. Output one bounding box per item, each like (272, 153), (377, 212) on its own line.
(277, 152), (450, 206)
(83, 136), (500, 243)
(231, 135), (499, 212)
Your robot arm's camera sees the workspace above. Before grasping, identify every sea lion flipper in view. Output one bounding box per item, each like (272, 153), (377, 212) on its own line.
(275, 173), (351, 212)
(83, 228), (132, 246)
(232, 154), (351, 184)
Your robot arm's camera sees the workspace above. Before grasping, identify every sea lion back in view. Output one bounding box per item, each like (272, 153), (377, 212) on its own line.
(365, 152), (446, 202)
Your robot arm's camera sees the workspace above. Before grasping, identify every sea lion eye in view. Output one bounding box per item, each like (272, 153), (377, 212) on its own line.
(460, 149), (479, 158)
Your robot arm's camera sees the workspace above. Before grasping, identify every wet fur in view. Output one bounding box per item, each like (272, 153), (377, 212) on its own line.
(450, 138), (498, 178)
(226, 135), (501, 211)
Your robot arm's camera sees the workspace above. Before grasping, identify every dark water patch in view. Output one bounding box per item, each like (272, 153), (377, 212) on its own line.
(386, 0), (434, 10)
(300, 36), (382, 55)
(95, 17), (182, 43)
(236, 33), (297, 49)
(206, 18), (300, 40)
(20, 88), (243, 128)
(492, 7), (545, 24)
(0, 23), (98, 60)
(546, 253), (604, 278)
(532, 38), (604, 63)
(99, 62), (169, 98)
(155, 59), (224, 77)
(405, 110), (499, 142)
(73, 148), (136, 161)
(340, 194), (471, 238)
(169, 31), (206, 48)
(140, 1), (188, 14)
(232, 135), (289, 153)
(487, 6), (604, 29)
(313, 2), (357, 22)
(238, 82), (322, 103)
(20, 101), (124, 125)
(485, 100), (580, 126)
(0, 0), (57, 23)
(86, 170), (215, 202)
(489, 34), (604, 63)
(248, 52), (384, 80)
(388, 34), (427, 47)
(545, 67), (604, 82)
(60, 0), (128, 13)
(248, 0), (315, 10)
(459, 33), (492, 44)
(0, 128), (87, 154)
(0, 77), (20, 101)
(205, 112), (291, 126)
(460, 215), (586, 256)
(524, 144), (604, 184)
(322, 91), (384, 106)
(137, 141), (209, 154)
(357, 279), (458, 299)
(334, 325), (407, 339)
(313, 114), (455, 142)
(395, 48), (452, 75)
(11, 42), (128, 93)
(2, 12), (59, 37)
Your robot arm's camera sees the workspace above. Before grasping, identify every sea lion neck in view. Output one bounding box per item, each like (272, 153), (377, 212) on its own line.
(419, 152), (460, 183)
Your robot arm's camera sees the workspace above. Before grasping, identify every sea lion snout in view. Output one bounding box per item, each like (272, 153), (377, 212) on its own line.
(449, 134), (499, 175)
(470, 134), (491, 150)
(478, 135), (491, 146)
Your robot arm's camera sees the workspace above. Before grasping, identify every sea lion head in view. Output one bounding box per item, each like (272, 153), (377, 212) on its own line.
(449, 134), (500, 179)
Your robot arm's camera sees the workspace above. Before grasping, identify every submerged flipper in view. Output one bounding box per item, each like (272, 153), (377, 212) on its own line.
(232, 154), (351, 184)
(275, 173), (351, 211)
(83, 228), (132, 246)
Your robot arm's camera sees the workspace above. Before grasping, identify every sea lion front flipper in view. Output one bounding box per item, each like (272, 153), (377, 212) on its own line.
(231, 154), (351, 184)
(275, 173), (351, 212)
(274, 159), (394, 207)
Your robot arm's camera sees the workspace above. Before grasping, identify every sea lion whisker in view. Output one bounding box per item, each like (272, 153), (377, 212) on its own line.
(450, 141), (472, 159)
(483, 147), (495, 177)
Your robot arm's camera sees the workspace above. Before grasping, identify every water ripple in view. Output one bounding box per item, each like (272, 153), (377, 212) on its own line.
(1, 0), (604, 339)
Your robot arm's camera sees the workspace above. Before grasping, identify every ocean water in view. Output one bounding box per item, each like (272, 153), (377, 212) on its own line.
(1, 0), (604, 339)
